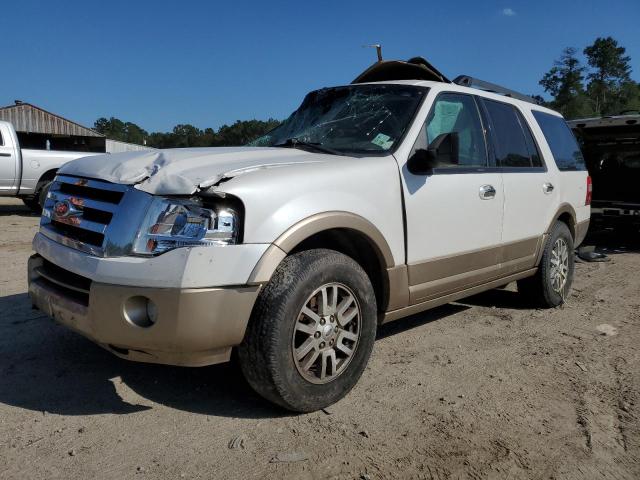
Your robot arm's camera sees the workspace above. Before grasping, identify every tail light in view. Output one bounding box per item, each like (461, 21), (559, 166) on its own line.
(585, 176), (592, 206)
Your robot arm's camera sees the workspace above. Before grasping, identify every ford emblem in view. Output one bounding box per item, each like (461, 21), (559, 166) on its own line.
(53, 200), (71, 217)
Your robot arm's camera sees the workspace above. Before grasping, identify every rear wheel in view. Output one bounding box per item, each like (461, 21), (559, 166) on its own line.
(238, 249), (377, 412)
(517, 221), (574, 307)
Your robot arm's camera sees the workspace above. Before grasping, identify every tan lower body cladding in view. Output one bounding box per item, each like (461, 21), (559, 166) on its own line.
(383, 236), (543, 322)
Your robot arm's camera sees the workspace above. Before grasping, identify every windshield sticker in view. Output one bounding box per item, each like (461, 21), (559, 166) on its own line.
(371, 133), (393, 149)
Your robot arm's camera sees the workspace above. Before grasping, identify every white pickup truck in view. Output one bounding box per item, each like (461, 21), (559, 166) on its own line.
(28, 58), (590, 412)
(0, 120), (98, 211)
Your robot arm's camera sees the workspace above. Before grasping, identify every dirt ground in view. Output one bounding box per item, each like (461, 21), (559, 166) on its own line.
(0, 197), (638, 480)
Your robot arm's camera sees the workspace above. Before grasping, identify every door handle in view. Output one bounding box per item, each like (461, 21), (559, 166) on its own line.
(479, 184), (496, 200)
(543, 182), (554, 194)
(0, 153), (11, 157)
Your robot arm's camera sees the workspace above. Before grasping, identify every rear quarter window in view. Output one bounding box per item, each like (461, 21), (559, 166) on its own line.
(532, 111), (586, 171)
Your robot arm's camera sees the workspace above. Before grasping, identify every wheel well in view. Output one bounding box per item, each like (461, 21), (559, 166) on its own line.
(290, 229), (388, 313)
(556, 212), (576, 240)
(38, 169), (58, 186)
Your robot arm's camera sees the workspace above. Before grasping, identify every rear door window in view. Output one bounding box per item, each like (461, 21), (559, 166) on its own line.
(482, 99), (539, 168)
(532, 111), (586, 171)
(516, 111), (543, 167)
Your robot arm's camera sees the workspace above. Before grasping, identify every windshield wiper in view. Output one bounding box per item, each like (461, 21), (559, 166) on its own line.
(274, 138), (343, 156)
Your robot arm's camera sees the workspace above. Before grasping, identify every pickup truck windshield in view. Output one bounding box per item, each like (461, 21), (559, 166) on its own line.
(249, 85), (426, 155)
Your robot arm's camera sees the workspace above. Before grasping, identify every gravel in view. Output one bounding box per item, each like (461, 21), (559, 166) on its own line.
(0, 197), (638, 479)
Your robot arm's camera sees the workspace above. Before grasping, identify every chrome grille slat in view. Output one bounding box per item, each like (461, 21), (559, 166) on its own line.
(39, 225), (105, 256)
(43, 210), (109, 234)
(54, 174), (129, 193)
(47, 189), (119, 213)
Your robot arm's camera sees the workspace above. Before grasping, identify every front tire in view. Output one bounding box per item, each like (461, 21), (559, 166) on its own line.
(238, 249), (377, 412)
(21, 196), (41, 213)
(517, 221), (575, 307)
(21, 180), (53, 214)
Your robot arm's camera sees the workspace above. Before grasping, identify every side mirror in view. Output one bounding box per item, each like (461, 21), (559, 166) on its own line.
(407, 132), (459, 175)
(407, 148), (437, 175)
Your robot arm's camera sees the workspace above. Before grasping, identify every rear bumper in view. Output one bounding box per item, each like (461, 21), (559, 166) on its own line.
(28, 255), (260, 366)
(591, 204), (640, 228)
(575, 219), (590, 247)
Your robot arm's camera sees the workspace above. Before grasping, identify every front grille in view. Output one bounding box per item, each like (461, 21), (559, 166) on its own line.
(40, 175), (128, 255)
(33, 256), (92, 305)
(58, 181), (124, 204)
(50, 220), (105, 247)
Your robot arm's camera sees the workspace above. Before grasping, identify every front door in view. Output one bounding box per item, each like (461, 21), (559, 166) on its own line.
(0, 124), (18, 193)
(401, 92), (504, 304)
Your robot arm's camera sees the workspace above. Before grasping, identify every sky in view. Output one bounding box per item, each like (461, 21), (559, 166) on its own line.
(3, 0), (639, 132)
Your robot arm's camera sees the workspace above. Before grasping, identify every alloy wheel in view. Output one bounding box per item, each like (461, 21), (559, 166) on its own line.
(550, 238), (569, 293)
(291, 283), (361, 384)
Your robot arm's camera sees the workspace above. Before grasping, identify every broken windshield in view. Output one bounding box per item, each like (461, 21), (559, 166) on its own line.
(249, 84), (427, 155)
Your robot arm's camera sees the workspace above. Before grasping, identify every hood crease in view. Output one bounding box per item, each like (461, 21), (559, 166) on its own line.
(58, 147), (333, 195)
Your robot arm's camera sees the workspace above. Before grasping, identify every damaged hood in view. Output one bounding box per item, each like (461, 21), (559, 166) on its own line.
(58, 147), (331, 195)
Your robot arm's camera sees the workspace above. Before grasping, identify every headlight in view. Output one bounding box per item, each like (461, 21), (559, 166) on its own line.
(132, 197), (239, 255)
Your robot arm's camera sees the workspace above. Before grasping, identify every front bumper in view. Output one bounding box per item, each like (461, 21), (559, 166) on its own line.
(28, 255), (260, 366)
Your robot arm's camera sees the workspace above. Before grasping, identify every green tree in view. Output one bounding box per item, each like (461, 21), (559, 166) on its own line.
(172, 124), (203, 147)
(213, 119), (281, 146)
(124, 122), (148, 145)
(584, 37), (633, 115)
(94, 117), (148, 144)
(94, 117), (126, 141)
(96, 118), (282, 149)
(539, 47), (592, 119)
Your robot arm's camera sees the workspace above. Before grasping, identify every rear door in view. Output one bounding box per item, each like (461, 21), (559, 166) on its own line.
(401, 92), (504, 304)
(532, 110), (590, 227)
(480, 98), (557, 273)
(0, 124), (19, 193)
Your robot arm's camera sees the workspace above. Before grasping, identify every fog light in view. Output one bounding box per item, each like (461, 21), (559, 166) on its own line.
(146, 300), (158, 324)
(123, 296), (157, 328)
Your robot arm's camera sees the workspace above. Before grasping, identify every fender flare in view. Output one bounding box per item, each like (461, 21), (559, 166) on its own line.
(247, 211), (395, 284)
(547, 203), (577, 238)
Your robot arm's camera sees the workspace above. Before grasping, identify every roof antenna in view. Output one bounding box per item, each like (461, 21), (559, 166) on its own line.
(363, 44), (383, 62)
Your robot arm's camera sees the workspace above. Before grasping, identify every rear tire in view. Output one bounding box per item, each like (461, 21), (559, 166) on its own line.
(238, 249), (377, 412)
(517, 222), (574, 307)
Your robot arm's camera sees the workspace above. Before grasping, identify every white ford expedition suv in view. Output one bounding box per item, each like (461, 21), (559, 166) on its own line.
(28, 58), (590, 412)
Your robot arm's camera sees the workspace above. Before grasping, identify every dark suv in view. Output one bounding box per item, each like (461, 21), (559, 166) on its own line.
(570, 113), (640, 232)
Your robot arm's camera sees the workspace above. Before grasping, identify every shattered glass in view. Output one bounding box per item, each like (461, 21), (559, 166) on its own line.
(250, 85), (426, 155)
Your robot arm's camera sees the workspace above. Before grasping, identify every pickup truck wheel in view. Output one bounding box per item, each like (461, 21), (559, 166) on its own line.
(37, 181), (53, 210)
(238, 249), (377, 412)
(517, 222), (574, 307)
(22, 180), (52, 213)
(21, 196), (41, 213)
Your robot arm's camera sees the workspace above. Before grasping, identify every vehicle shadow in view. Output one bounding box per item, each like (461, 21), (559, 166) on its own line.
(377, 303), (469, 339)
(0, 291), (476, 419)
(582, 227), (640, 255)
(455, 287), (536, 310)
(0, 203), (38, 217)
(0, 292), (285, 419)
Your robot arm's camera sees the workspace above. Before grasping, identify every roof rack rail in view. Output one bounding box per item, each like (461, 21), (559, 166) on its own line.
(453, 75), (541, 105)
